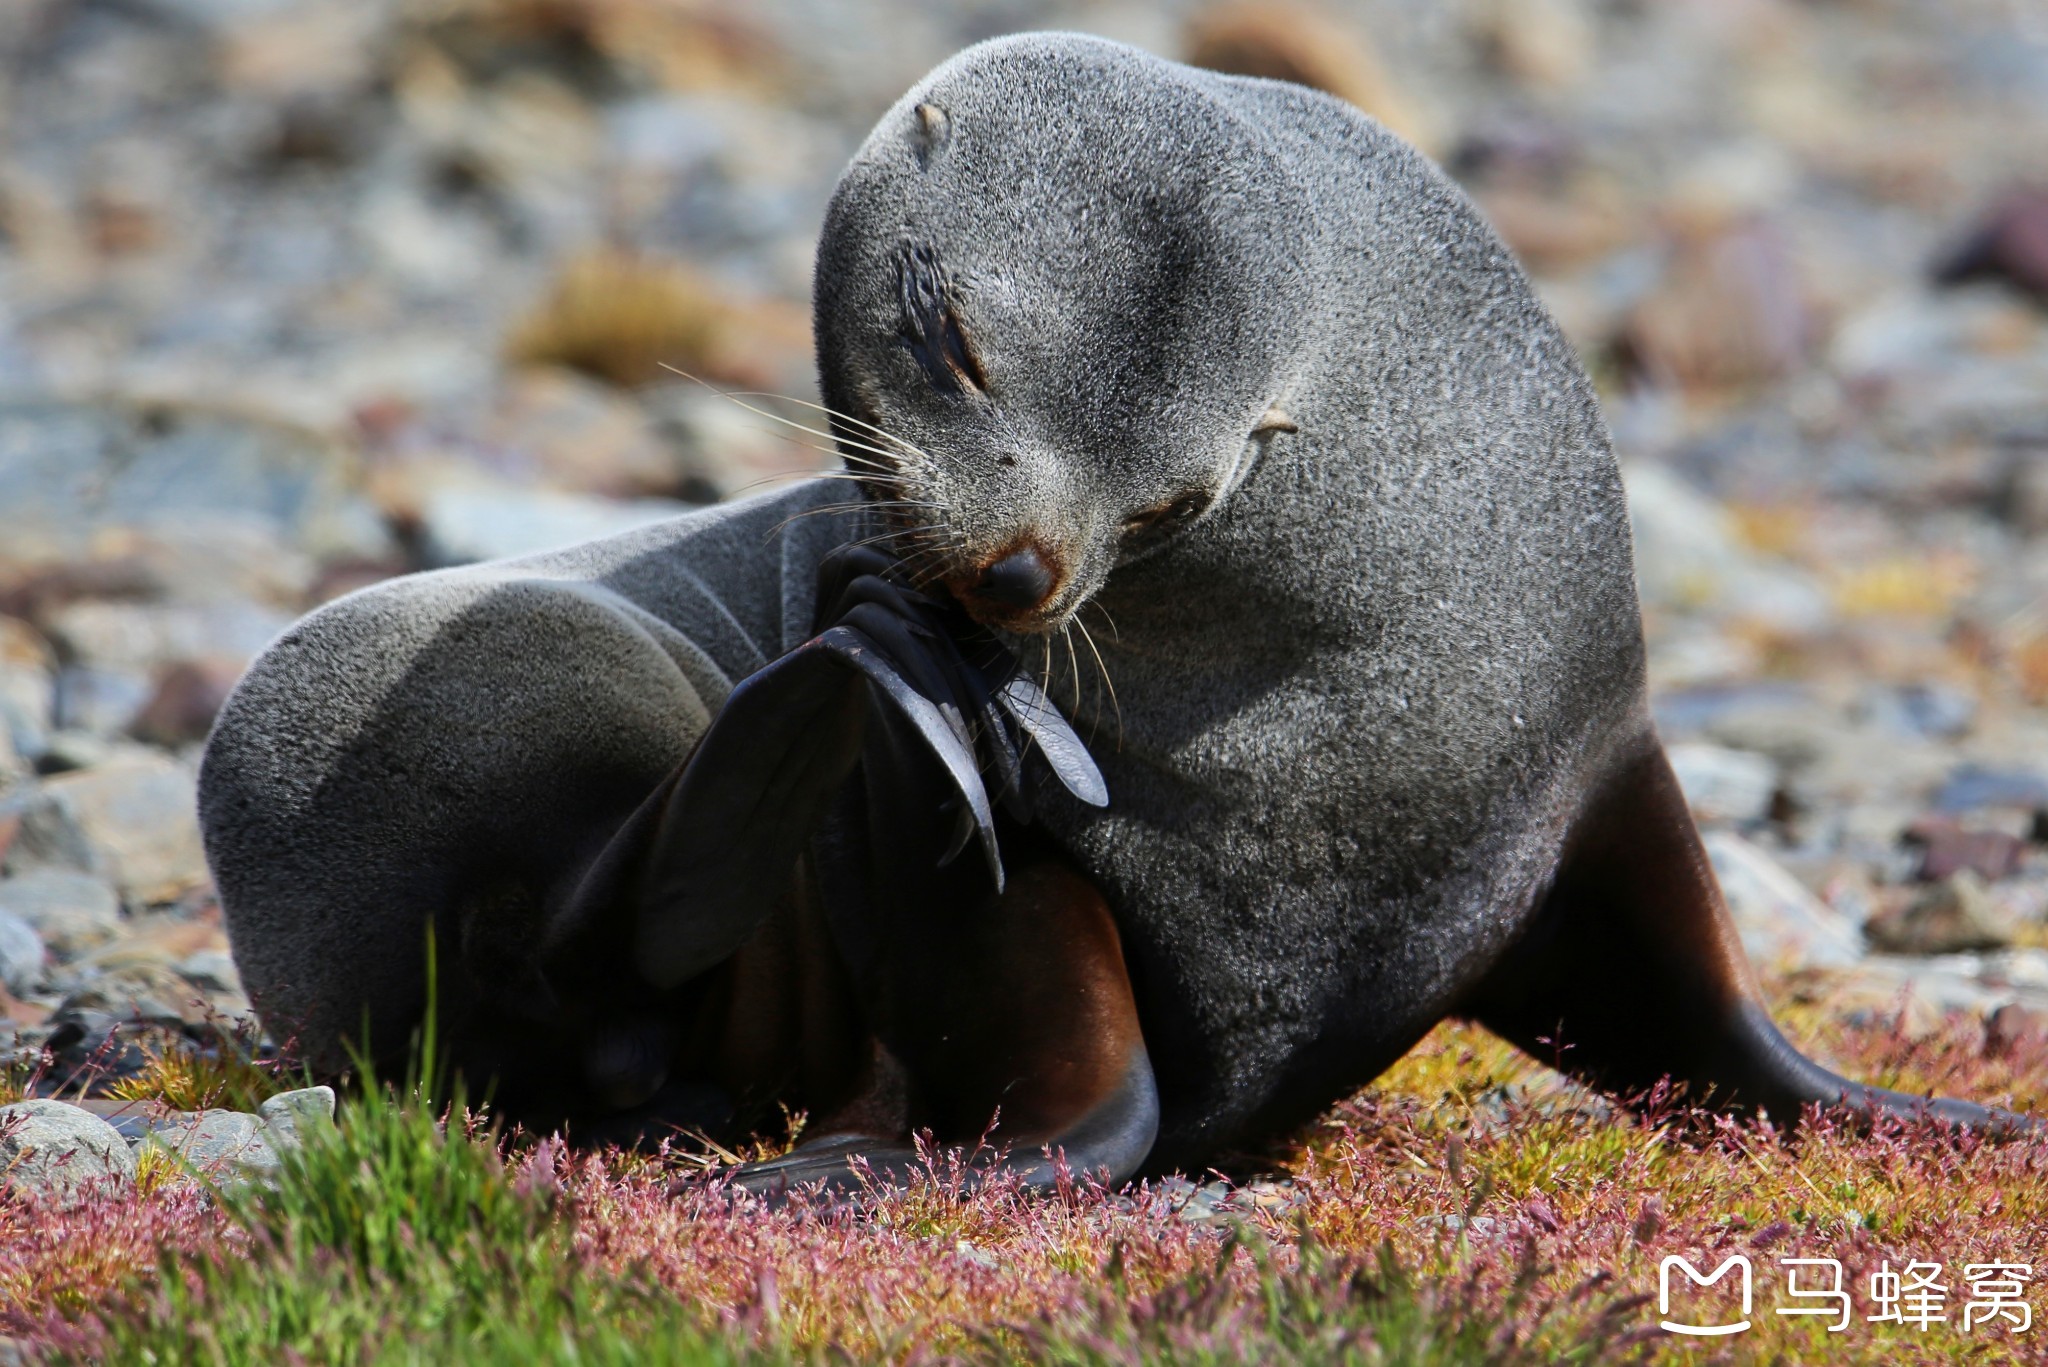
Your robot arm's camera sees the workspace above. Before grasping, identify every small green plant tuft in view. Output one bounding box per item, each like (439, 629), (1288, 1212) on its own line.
(48, 991), (787, 1364)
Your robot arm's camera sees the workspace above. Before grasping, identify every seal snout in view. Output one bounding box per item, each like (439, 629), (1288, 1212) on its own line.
(978, 546), (1056, 608)
(949, 542), (1064, 627)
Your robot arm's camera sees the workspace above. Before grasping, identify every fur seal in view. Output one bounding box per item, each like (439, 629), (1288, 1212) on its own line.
(200, 33), (2036, 1189)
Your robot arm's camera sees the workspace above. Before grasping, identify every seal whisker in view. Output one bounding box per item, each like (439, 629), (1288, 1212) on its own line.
(1086, 600), (1122, 643)
(894, 541), (963, 589)
(1074, 615), (1123, 748)
(770, 508), (937, 541)
(734, 470), (894, 499)
(771, 500), (939, 534)
(1073, 627), (1089, 717)
(837, 526), (943, 555)
(721, 389), (943, 466)
(764, 500), (941, 547)
(657, 367), (933, 478)
(659, 365), (972, 481)
(727, 467), (907, 511)
(747, 422), (929, 480)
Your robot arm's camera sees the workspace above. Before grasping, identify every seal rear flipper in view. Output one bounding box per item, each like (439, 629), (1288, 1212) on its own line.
(734, 1055), (1158, 1197)
(1465, 733), (2042, 1138)
(734, 845), (1159, 1196)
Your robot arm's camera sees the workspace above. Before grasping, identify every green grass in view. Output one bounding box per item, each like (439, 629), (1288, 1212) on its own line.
(38, 1035), (777, 1366)
(30, 1071), (1591, 1366)
(7, 987), (2046, 1364)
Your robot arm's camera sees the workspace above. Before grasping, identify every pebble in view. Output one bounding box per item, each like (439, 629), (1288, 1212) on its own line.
(1984, 1003), (2048, 1058)
(1829, 948), (2048, 1040)
(1863, 872), (2013, 955)
(1901, 816), (2029, 882)
(1934, 186), (2048, 304)
(0, 399), (391, 567)
(418, 485), (696, 567)
(0, 911), (45, 995)
(11, 753), (208, 905)
(256, 1084), (337, 1150)
(0, 868), (124, 958)
(1624, 464), (1829, 633)
(1702, 831), (1865, 970)
(56, 961), (213, 1029)
(1933, 765), (2048, 814)
(1668, 742), (1779, 825)
(141, 1109), (280, 1183)
(176, 948), (242, 994)
(0, 1099), (137, 1205)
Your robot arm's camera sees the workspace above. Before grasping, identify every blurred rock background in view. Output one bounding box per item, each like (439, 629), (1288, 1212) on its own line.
(3, 0), (2048, 1096)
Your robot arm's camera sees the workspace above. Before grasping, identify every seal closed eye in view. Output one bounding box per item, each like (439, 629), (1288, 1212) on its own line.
(895, 243), (987, 397)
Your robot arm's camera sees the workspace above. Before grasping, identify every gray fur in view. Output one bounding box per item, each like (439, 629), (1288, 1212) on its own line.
(201, 485), (861, 1067)
(816, 34), (1638, 1166)
(203, 34), (1639, 1161)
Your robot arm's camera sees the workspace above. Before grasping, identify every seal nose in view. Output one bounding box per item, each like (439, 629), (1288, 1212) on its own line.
(971, 546), (1056, 612)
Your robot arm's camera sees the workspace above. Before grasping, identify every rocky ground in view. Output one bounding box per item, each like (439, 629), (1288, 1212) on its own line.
(3, 0), (2048, 1208)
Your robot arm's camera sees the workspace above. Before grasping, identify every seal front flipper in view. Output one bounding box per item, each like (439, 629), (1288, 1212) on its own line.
(735, 843), (1158, 1196)
(554, 633), (872, 991)
(808, 545), (1109, 877)
(1465, 731), (2042, 1138)
(565, 618), (1001, 990)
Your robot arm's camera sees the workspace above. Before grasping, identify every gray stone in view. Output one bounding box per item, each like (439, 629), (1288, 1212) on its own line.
(642, 383), (839, 501)
(13, 753), (206, 904)
(1667, 742), (1779, 824)
(0, 911), (44, 995)
(257, 1085), (335, 1151)
(0, 869), (123, 957)
(1864, 872), (2013, 955)
(43, 599), (293, 681)
(0, 398), (391, 565)
(1623, 463), (1829, 631)
(1857, 683), (1977, 742)
(1703, 831), (1866, 970)
(0, 618), (56, 766)
(1985, 1003), (2048, 1057)
(32, 731), (120, 776)
(0, 1099), (137, 1204)
(58, 959), (210, 1028)
(0, 717), (20, 793)
(176, 948), (241, 994)
(68, 1097), (174, 1144)
(418, 485), (693, 567)
(142, 1109), (279, 1182)
(50, 665), (156, 739)
(952, 1239), (998, 1270)
(1978, 947), (2048, 994)
(1829, 951), (2048, 1039)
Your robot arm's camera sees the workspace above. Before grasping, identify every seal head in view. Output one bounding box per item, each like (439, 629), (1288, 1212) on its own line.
(814, 38), (1326, 633)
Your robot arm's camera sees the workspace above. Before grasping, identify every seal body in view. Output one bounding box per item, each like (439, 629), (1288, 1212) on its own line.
(202, 33), (2033, 1181)
(813, 35), (1639, 1168)
(202, 486), (857, 1079)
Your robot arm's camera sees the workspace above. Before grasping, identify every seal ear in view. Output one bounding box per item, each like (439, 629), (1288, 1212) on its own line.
(911, 102), (952, 167)
(1252, 405), (1298, 435)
